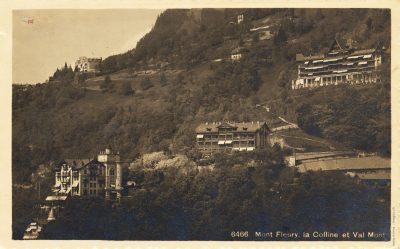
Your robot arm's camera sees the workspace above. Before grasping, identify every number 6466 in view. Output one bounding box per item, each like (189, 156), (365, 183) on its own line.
(231, 231), (249, 238)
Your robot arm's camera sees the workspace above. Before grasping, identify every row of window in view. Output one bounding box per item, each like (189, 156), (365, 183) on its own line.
(83, 182), (105, 188)
(82, 189), (104, 195)
(199, 147), (235, 151)
(300, 67), (377, 77)
(298, 73), (379, 84)
(300, 59), (376, 69)
(82, 168), (114, 175)
(198, 134), (255, 140)
(198, 140), (255, 145)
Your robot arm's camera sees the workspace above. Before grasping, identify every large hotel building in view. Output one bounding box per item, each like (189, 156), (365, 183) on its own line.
(195, 121), (270, 155)
(292, 39), (385, 90)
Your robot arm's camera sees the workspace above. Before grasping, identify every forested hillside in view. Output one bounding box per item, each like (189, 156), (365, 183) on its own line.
(38, 150), (390, 240)
(12, 8), (392, 241)
(12, 8), (390, 183)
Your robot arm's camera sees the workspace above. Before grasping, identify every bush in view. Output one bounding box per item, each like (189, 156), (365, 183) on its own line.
(100, 75), (114, 92)
(120, 81), (134, 96)
(140, 77), (154, 90)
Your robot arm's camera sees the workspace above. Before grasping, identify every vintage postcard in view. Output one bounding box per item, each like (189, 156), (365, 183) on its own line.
(1, 0), (399, 248)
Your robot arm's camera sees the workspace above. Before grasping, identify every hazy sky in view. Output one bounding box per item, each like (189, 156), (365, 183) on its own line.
(12, 9), (163, 84)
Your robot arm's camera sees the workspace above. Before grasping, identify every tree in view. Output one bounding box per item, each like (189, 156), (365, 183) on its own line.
(101, 75), (114, 92)
(120, 81), (134, 96)
(140, 77), (154, 90)
(160, 72), (167, 86)
(252, 32), (259, 43)
(175, 73), (184, 85)
(273, 27), (288, 45)
(366, 17), (372, 31)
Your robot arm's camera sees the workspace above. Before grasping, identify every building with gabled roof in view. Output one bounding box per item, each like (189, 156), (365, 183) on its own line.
(195, 121), (270, 155)
(75, 56), (101, 73)
(291, 38), (386, 90)
(52, 148), (123, 200)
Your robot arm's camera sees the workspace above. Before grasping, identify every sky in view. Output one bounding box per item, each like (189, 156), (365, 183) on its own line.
(12, 9), (164, 84)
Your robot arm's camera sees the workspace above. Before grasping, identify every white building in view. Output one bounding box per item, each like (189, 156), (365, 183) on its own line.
(292, 39), (385, 90)
(75, 56), (101, 73)
(52, 148), (123, 200)
(231, 47), (250, 61)
(237, 14), (244, 24)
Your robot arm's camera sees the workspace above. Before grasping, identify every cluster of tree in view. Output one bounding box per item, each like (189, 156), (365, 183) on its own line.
(100, 75), (135, 95)
(49, 63), (75, 83)
(39, 149), (390, 240)
(206, 57), (263, 97)
(295, 84), (390, 156)
(140, 77), (154, 90)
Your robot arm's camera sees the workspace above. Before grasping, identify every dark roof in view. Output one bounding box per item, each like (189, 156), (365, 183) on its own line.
(296, 47), (377, 62)
(296, 53), (324, 62)
(351, 48), (376, 55)
(196, 121), (268, 133)
(79, 159), (106, 170)
(56, 158), (93, 170)
(328, 38), (347, 52)
(298, 156), (390, 172)
(65, 158), (93, 168)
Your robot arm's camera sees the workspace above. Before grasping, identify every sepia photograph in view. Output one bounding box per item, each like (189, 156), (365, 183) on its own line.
(7, 5), (395, 244)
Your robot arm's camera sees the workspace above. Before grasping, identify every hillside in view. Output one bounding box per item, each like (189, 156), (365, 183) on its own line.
(12, 8), (390, 183)
(11, 8), (392, 241)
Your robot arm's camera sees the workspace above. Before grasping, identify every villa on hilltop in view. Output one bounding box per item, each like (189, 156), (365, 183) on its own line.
(75, 56), (102, 73)
(291, 38), (386, 90)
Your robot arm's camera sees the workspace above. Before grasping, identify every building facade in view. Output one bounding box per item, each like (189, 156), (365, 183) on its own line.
(52, 148), (122, 200)
(291, 39), (384, 90)
(195, 121), (270, 155)
(75, 56), (102, 73)
(231, 47), (250, 61)
(237, 14), (244, 24)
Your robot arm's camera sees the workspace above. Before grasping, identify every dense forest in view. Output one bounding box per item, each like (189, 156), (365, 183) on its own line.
(12, 8), (391, 240)
(39, 149), (390, 240)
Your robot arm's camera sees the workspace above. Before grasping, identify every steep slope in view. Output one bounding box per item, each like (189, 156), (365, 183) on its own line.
(12, 8), (391, 183)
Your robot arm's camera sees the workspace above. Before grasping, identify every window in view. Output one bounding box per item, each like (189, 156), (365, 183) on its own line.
(110, 168), (115, 176)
